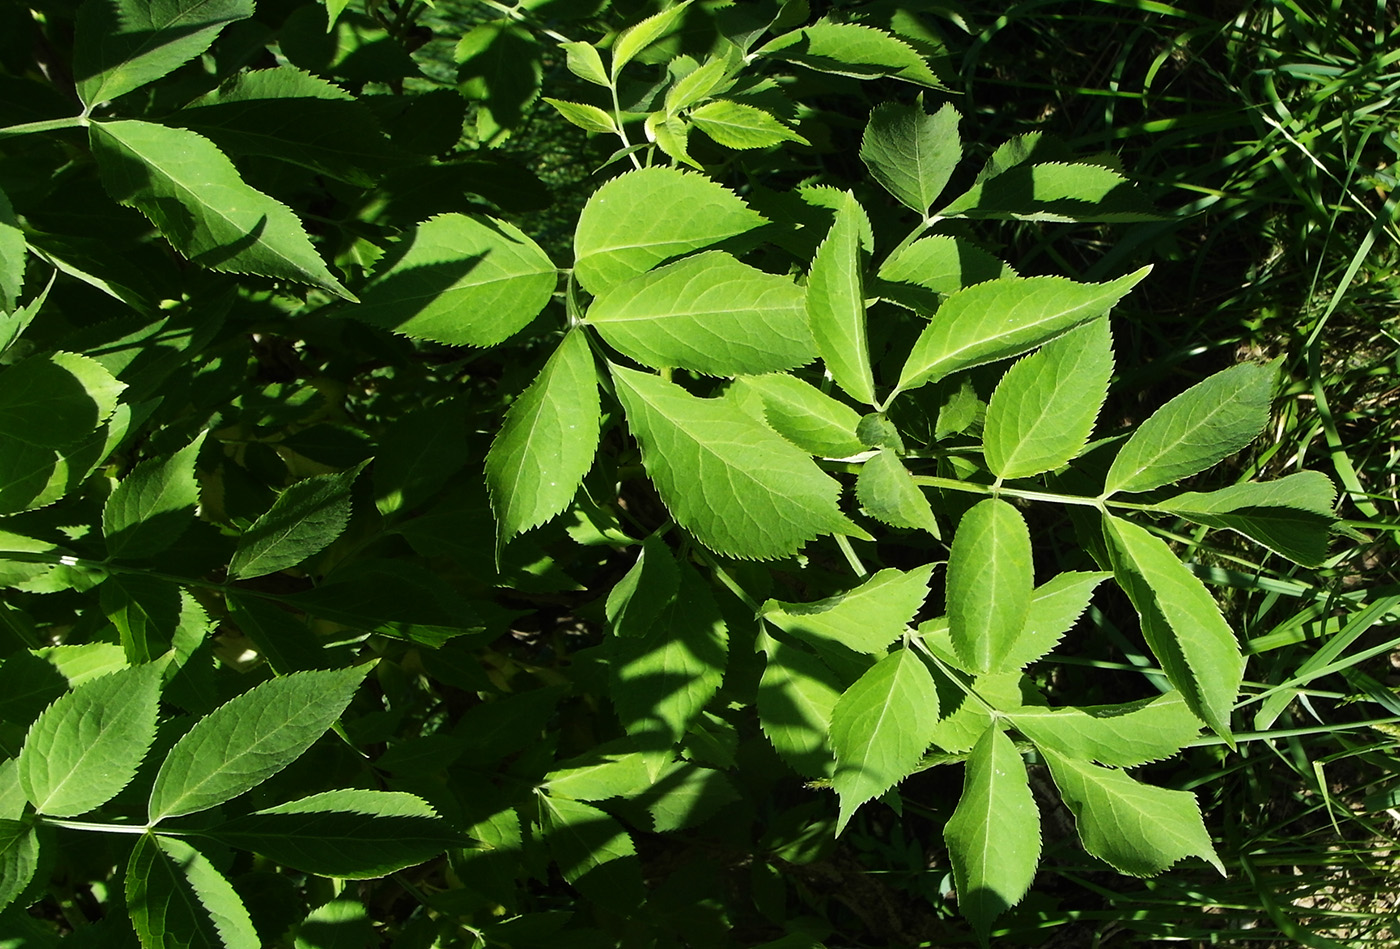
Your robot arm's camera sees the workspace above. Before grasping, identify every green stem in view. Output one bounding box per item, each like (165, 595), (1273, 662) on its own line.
(0, 115), (87, 141)
(609, 82), (643, 170)
(40, 818), (156, 835)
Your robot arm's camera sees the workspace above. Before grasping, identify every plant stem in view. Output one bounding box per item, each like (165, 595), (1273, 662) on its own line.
(0, 115), (87, 140)
(40, 818), (154, 835)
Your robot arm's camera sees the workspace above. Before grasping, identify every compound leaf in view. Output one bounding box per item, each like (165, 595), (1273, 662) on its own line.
(860, 100), (960, 216)
(149, 664), (372, 822)
(103, 432), (205, 559)
(127, 834), (258, 949)
(485, 330), (601, 542)
(984, 318), (1112, 479)
(611, 365), (855, 559)
(90, 121), (350, 300)
(228, 464), (363, 580)
(18, 661), (163, 816)
(806, 191), (876, 405)
(764, 564), (934, 656)
(727, 373), (865, 458)
(855, 448), (940, 536)
(1104, 515), (1242, 743)
(573, 167), (765, 297)
(1013, 692), (1202, 768)
(895, 269), (1149, 396)
(1104, 361), (1274, 495)
(830, 648), (939, 834)
(587, 251), (812, 376)
(944, 727), (1040, 940)
(946, 499), (1032, 674)
(1042, 747), (1223, 876)
(758, 639), (841, 778)
(347, 213), (557, 346)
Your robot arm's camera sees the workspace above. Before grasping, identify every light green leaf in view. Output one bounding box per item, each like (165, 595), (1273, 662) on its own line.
(764, 564), (934, 656)
(543, 98), (617, 134)
(0, 188), (23, 315)
(610, 1), (693, 79)
(855, 448), (940, 536)
(758, 639), (840, 778)
(209, 789), (457, 879)
(860, 100), (960, 216)
(0, 820), (40, 915)
(346, 212), (557, 346)
(18, 662), (163, 816)
(1013, 692), (1203, 768)
(545, 751), (651, 801)
(944, 727), (1039, 939)
(537, 795), (642, 910)
(1042, 747), (1223, 876)
(1104, 515), (1242, 742)
(806, 191), (875, 405)
(611, 365), (855, 559)
(645, 110), (701, 169)
(985, 318), (1113, 479)
(148, 664), (372, 822)
(690, 100), (807, 149)
(573, 167), (765, 296)
(605, 534), (680, 639)
(75, 0), (255, 106)
(875, 235), (1013, 313)
(561, 41), (609, 86)
(895, 269), (1149, 396)
(228, 464), (364, 580)
(1156, 472), (1336, 566)
(1104, 361), (1273, 495)
(1001, 570), (1110, 670)
(587, 251), (812, 376)
(727, 373), (865, 458)
(127, 834), (258, 949)
(103, 432), (205, 559)
(0, 761), (24, 820)
(927, 670), (1026, 753)
(947, 499), (1033, 674)
(485, 331), (601, 542)
(831, 648), (939, 833)
(0, 352), (123, 449)
(759, 21), (944, 88)
(610, 562), (727, 757)
(940, 161), (1160, 222)
(664, 54), (736, 113)
(90, 121), (351, 300)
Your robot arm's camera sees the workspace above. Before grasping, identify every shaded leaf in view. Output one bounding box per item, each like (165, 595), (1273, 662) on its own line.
(940, 161), (1161, 223)
(0, 188), (23, 315)
(0, 820), (40, 914)
(875, 235), (1013, 312)
(127, 834), (258, 949)
(764, 564), (934, 656)
(1157, 472), (1335, 566)
(538, 795), (643, 912)
(103, 432), (205, 559)
(605, 534), (680, 639)
(0, 352), (123, 449)
(946, 499), (1032, 674)
(758, 639), (840, 778)
(228, 464), (364, 580)
(545, 751), (650, 801)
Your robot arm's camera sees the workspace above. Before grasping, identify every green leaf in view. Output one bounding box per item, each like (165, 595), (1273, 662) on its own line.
(984, 318), (1113, 479)
(561, 41), (609, 86)
(1156, 472), (1336, 566)
(209, 790), (457, 879)
(875, 236), (1014, 312)
(573, 167), (765, 297)
(1001, 570), (1110, 670)
(940, 161), (1160, 223)
(830, 648), (939, 833)
(860, 100), (960, 216)
(758, 639), (840, 778)
(1104, 362), (1274, 496)
(90, 121), (351, 300)
(103, 432), (205, 559)
(759, 21), (944, 88)
(543, 98), (617, 134)
(727, 373), (865, 458)
(17, 661), (163, 816)
(225, 593), (327, 675)
(605, 534), (680, 639)
(664, 54), (737, 113)
(295, 900), (372, 949)
(127, 834), (258, 949)
(587, 251), (812, 376)
(1013, 692), (1203, 768)
(610, 1), (693, 79)
(646, 111), (701, 170)
(1104, 515), (1242, 742)
(947, 499), (1033, 674)
(610, 365), (855, 559)
(0, 188), (23, 315)
(894, 269), (1149, 396)
(764, 564), (934, 656)
(100, 574), (181, 663)
(228, 464), (364, 580)
(346, 212), (557, 346)
(944, 727), (1040, 939)
(282, 560), (483, 646)
(806, 191), (876, 405)
(537, 795), (642, 911)
(455, 21), (542, 143)
(486, 330), (601, 542)
(373, 399), (472, 517)
(640, 760), (739, 832)
(0, 352), (123, 449)
(545, 750), (651, 801)
(0, 270), (52, 357)
(855, 448), (940, 536)
(1041, 747), (1223, 876)
(0, 820), (40, 915)
(610, 562), (728, 756)
(690, 100), (806, 149)
(75, 0), (255, 106)
(148, 664), (372, 822)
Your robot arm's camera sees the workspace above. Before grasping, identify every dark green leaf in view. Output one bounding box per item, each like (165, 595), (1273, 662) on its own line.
(103, 432), (205, 559)
(127, 834), (258, 949)
(228, 464), (364, 580)
(0, 352), (123, 449)
(0, 820), (40, 914)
